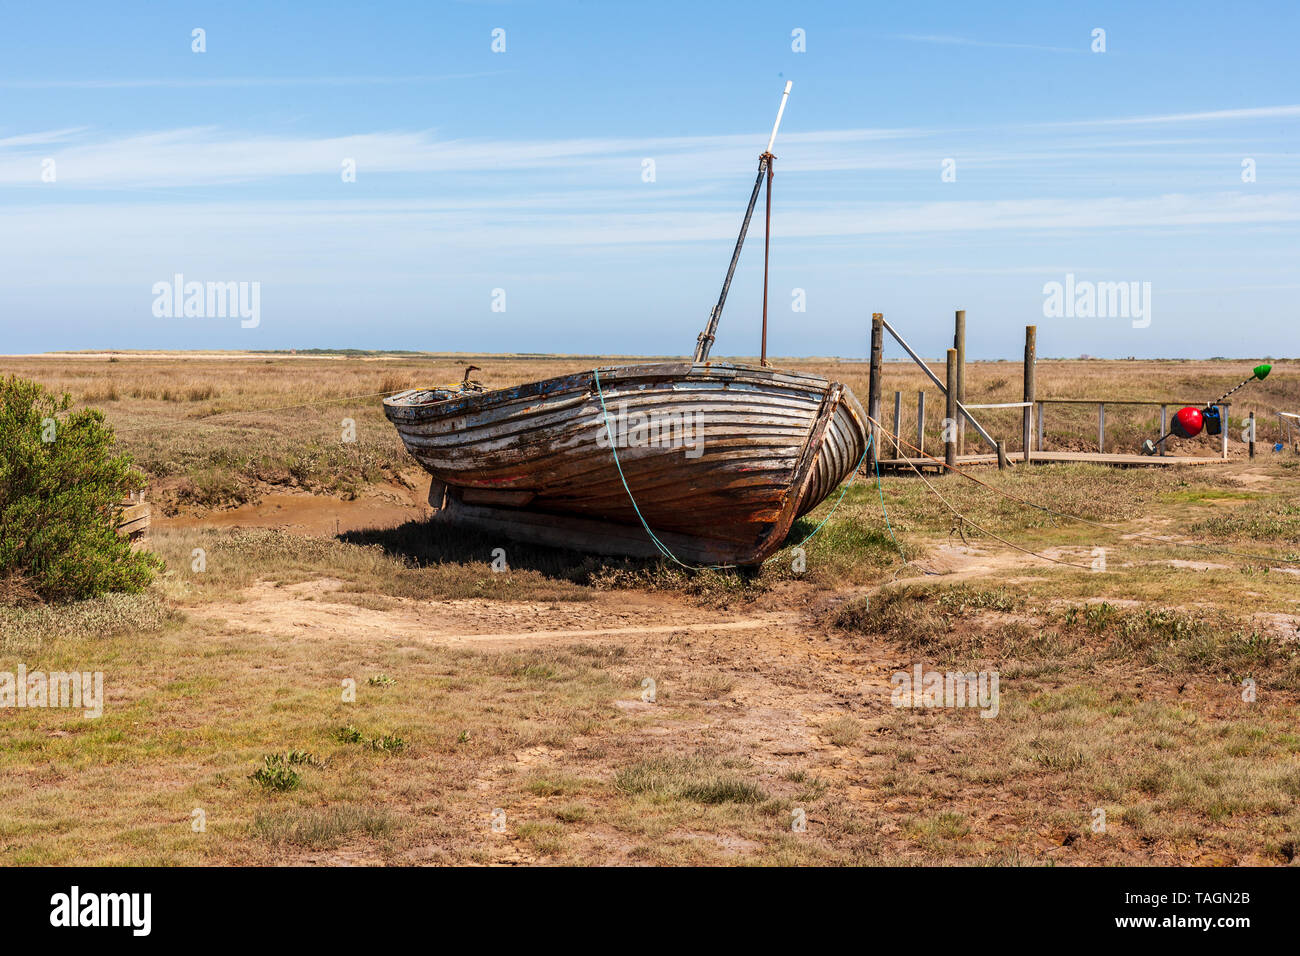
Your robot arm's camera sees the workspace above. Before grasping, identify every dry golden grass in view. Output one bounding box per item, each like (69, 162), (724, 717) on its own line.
(7, 351), (1298, 513)
(3, 351), (1300, 866)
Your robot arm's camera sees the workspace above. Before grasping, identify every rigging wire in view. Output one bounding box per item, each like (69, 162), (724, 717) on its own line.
(878, 435), (1096, 571)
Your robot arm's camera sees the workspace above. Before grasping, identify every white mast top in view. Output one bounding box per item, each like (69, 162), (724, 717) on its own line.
(765, 81), (793, 154)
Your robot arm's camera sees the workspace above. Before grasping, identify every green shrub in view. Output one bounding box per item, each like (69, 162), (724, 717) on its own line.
(0, 375), (158, 602)
(368, 733), (406, 753)
(249, 755), (302, 792)
(334, 725), (364, 744)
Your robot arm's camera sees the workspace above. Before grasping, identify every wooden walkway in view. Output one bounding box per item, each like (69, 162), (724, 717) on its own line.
(876, 450), (1224, 474)
(115, 501), (151, 539)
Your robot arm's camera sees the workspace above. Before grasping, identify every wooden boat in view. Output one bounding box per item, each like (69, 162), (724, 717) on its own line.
(383, 362), (867, 565)
(383, 83), (869, 565)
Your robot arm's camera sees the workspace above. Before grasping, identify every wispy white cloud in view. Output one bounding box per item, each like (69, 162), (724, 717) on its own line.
(0, 127), (87, 148)
(5, 193), (1295, 261)
(895, 33), (1080, 54)
(0, 72), (503, 89)
(3, 115), (1295, 188)
(1047, 104), (1300, 127)
(0, 126), (936, 186)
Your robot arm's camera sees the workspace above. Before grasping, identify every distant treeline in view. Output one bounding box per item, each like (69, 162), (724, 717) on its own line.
(250, 348), (428, 356)
(249, 349), (681, 361)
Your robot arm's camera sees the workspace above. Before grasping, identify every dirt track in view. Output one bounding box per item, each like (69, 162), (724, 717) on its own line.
(188, 575), (804, 649)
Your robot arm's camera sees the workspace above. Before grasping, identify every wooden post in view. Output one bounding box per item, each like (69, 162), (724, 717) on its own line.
(1221, 405), (1229, 459)
(1249, 410), (1256, 458)
(1098, 403), (1105, 453)
(1160, 405), (1167, 457)
(1022, 325), (1036, 462)
(868, 313), (883, 462)
(945, 348), (958, 470)
(996, 440), (1007, 471)
(892, 391), (902, 459)
(916, 390), (926, 456)
(954, 310), (966, 455)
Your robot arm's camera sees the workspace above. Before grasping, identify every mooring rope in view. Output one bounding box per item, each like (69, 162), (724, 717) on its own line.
(592, 369), (732, 570)
(592, 369), (875, 572)
(889, 449), (1096, 571)
(780, 435), (873, 554)
(870, 436), (909, 564)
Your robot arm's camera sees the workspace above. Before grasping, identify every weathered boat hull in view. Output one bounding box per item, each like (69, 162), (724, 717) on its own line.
(383, 362), (867, 564)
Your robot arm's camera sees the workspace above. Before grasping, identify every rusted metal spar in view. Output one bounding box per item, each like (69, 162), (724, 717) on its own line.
(760, 152), (774, 367)
(694, 81), (793, 364)
(693, 158), (767, 363)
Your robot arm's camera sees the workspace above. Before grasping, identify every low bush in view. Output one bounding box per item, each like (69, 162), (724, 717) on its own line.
(0, 376), (158, 602)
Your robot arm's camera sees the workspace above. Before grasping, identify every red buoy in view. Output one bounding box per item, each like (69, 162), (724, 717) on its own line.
(1172, 406), (1204, 439)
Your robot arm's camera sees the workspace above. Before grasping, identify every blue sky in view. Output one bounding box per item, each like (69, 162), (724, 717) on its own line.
(1, 0), (1297, 359)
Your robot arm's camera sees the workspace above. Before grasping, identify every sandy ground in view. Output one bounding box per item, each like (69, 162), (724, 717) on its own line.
(156, 477), (430, 535)
(135, 481), (1300, 866)
(187, 575), (803, 650)
(184, 558), (1285, 866)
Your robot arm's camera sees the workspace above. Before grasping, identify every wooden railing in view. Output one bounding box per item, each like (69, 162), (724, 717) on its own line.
(1035, 399), (1231, 459)
(881, 393), (1234, 461)
(868, 312), (1239, 466)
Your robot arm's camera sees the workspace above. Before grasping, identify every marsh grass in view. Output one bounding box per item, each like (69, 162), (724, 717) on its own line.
(843, 585), (1298, 695)
(835, 580), (1299, 686)
(833, 583), (1024, 654)
(251, 805), (396, 848)
(526, 775), (591, 798)
(1192, 500), (1300, 544)
(552, 803), (589, 823)
(6, 353), (1300, 866)
(1056, 602), (1295, 683)
(152, 526), (593, 604)
(614, 756), (768, 805)
(0, 591), (174, 655)
(821, 715), (864, 747)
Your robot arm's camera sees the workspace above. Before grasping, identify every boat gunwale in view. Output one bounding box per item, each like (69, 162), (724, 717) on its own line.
(382, 362), (836, 420)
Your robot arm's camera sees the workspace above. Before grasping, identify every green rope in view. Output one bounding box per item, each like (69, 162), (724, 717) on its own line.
(870, 436), (908, 563)
(777, 435), (872, 555)
(593, 369), (731, 570)
(592, 368), (873, 571)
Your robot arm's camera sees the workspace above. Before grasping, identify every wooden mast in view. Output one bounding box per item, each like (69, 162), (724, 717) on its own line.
(693, 81), (792, 364)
